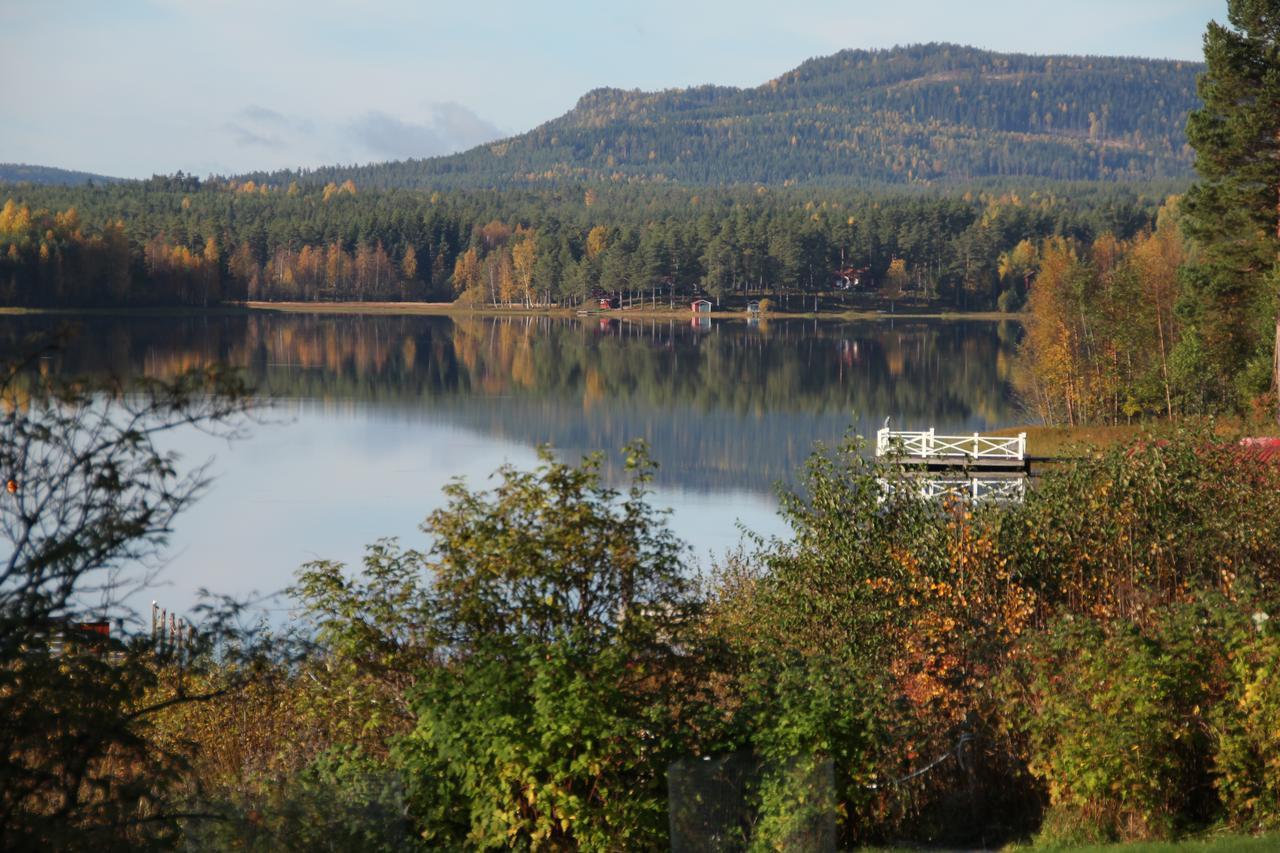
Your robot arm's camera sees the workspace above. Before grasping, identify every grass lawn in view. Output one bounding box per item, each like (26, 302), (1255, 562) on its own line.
(854, 831), (1280, 852)
(987, 419), (1280, 458)
(1024, 832), (1280, 852)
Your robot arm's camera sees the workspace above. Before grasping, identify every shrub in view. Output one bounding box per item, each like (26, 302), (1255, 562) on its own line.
(1007, 604), (1233, 843)
(393, 443), (707, 850)
(744, 655), (873, 849)
(1215, 617), (1280, 830)
(712, 438), (1027, 845)
(997, 429), (1280, 622)
(408, 634), (683, 850)
(186, 747), (415, 852)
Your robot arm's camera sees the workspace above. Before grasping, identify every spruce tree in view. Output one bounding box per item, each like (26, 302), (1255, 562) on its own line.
(1184, 0), (1280, 420)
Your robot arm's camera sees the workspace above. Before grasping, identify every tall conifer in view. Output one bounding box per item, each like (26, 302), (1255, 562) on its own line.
(1184, 0), (1280, 419)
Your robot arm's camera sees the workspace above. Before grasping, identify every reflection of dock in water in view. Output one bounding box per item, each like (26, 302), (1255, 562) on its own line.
(891, 471), (1028, 503)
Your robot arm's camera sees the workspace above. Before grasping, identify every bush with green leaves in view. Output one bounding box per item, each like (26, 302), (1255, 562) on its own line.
(1214, 615), (1280, 831)
(268, 426), (1280, 848)
(1005, 605), (1229, 843)
(740, 655), (871, 851)
(994, 430), (1280, 622)
(184, 746), (415, 852)
(355, 443), (710, 850)
(709, 437), (994, 845)
(714, 426), (1280, 847)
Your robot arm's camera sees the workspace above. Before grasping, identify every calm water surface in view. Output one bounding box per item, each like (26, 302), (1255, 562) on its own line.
(2, 312), (1023, 613)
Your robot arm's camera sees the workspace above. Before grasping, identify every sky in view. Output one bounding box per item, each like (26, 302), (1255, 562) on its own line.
(0, 0), (1225, 179)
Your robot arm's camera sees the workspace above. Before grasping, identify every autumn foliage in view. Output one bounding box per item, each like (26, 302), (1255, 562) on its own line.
(1019, 199), (1188, 425)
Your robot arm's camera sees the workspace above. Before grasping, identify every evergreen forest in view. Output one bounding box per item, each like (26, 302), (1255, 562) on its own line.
(246, 44), (1204, 189)
(0, 179), (1174, 311)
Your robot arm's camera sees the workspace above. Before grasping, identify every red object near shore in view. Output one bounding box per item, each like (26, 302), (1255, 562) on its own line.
(1239, 437), (1280, 463)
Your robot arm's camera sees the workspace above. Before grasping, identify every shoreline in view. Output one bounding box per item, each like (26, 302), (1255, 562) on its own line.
(0, 301), (1027, 322)
(243, 301), (1025, 322)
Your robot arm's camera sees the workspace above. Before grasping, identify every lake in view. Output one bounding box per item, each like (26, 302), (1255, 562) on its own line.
(0, 311), (1024, 615)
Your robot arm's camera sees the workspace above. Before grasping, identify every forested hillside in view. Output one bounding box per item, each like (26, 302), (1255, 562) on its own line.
(0, 163), (122, 186)
(0, 178), (1173, 310)
(245, 44), (1203, 190)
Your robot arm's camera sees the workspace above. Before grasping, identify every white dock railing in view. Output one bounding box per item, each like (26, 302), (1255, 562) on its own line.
(876, 427), (1026, 461)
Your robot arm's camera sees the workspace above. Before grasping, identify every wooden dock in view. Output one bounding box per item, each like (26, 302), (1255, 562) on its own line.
(876, 427), (1029, 472)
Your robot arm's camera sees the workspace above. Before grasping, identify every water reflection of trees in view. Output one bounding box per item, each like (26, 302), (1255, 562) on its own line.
(0, 314), (1022, 493)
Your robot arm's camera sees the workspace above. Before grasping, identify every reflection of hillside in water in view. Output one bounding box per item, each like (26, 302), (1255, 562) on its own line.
(2, 313), (1023, 494)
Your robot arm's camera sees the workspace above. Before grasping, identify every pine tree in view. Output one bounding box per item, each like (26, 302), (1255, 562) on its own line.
(1183, 0), (1280, 420)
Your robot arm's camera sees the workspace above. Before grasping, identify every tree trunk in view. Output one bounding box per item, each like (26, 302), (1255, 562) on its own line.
(1274, 312), (1279, 425)
(1157, 308), (1173, 420)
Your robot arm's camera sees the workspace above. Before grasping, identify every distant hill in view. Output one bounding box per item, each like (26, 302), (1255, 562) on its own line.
(248, 44), (1203, 190)
(0, 163), (123, 186)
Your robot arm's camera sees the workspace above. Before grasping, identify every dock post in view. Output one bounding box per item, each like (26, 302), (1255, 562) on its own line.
(926, 427), (935, 458)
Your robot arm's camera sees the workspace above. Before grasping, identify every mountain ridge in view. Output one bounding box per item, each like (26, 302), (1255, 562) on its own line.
(253, 43), (1204, 189)
(0, 163), (123, 186)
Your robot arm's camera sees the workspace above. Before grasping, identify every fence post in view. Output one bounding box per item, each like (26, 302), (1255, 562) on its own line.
(1018, 432), (1027, 460)
(926, 427), (935, 458)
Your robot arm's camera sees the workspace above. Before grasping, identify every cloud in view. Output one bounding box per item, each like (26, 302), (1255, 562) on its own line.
(219, 101), (504, 168)
(345, 112), (446, 160)
(241, 104), (289, 125)
(344, 103), (503, 160)
(223, 106), (324, 156)
(224, 122), (286, 149)
(428, 102), (505, 150)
